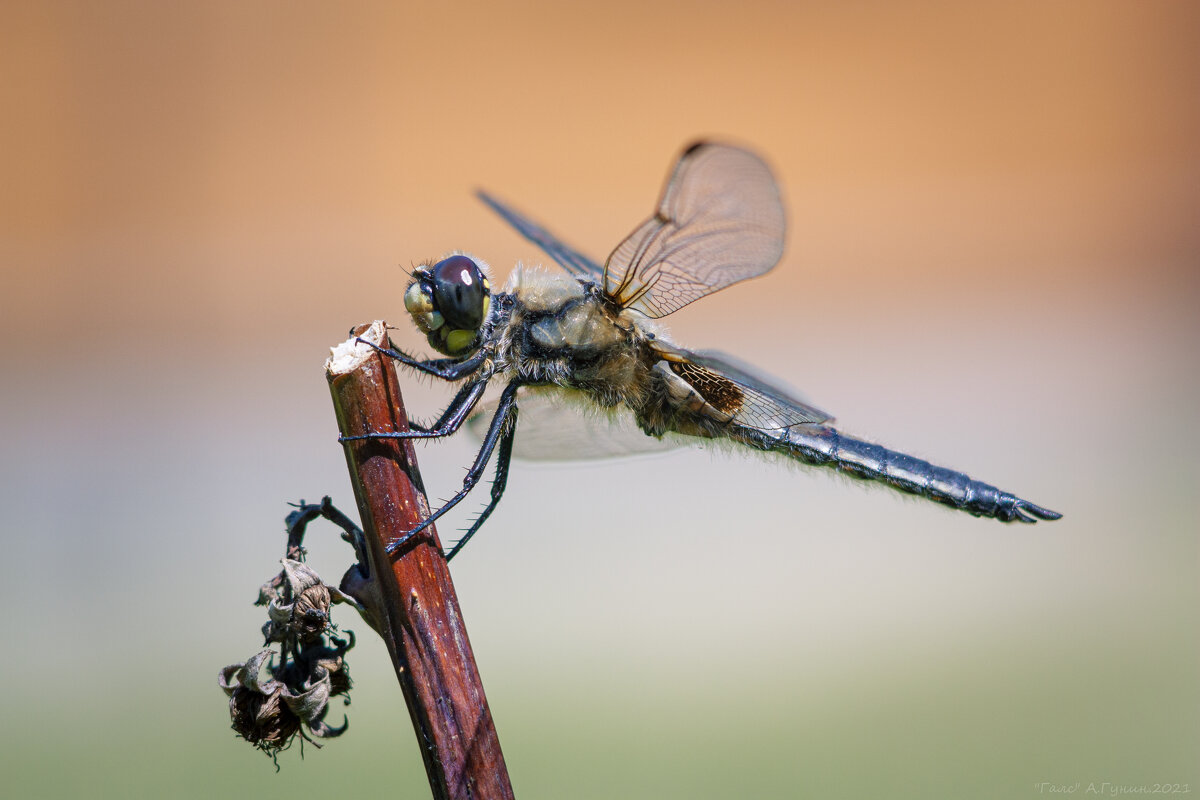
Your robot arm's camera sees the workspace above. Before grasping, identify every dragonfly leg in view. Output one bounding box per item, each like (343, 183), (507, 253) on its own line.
(339, 380), (488, 442)
(444, 404), (518, 561)
(385, 382), (520, 557)
(353, 336), (488, 381)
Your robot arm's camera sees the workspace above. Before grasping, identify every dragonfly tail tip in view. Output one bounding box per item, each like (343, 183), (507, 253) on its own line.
(1016, 499), (1063, 523)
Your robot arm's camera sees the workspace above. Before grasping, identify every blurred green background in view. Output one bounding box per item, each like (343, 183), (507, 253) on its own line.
(2, 1), (1196, 797)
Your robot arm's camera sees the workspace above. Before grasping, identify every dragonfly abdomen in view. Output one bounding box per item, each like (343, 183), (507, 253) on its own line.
(742, 424), (1060, 524)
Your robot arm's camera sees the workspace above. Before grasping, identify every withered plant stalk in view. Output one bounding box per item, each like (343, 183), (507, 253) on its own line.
(327, 321), (513, 800)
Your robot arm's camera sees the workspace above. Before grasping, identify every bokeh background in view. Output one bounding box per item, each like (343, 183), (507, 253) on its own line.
(2, 1), (1196, 797)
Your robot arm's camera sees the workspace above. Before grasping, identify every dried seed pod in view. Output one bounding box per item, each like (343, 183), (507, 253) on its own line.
(262, 560), (335, 642)
(219, 651), (302, 753)
(220, 504), (365, 760)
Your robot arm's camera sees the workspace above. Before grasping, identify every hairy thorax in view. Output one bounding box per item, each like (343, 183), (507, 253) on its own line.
(493, 269), (654, 408)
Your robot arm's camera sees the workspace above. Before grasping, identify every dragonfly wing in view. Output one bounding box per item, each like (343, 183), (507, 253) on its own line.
(603, 142), (786, 318)
(466, 387), (687, 461)
(650, 341), (834, 435)
(687, 349), (834, 426)
(475, 190), (604, 280)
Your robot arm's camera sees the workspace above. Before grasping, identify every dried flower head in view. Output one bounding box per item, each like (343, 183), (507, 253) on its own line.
(219, 651), (301, 754)
(259, 560), (356, 643)
(221, 556), (357, 759)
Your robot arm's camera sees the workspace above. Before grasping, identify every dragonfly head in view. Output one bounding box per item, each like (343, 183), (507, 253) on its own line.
(404, 254), (492, 356)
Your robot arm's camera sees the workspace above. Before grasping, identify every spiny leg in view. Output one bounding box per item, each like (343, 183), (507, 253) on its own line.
(353, 336), (488, 381)
(385, 382), (521, 557)
(339, 379), (488, 442)
(444, 405), (518, 562)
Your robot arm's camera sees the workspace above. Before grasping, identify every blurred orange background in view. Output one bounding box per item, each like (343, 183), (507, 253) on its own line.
(2, 1), (1196, 797)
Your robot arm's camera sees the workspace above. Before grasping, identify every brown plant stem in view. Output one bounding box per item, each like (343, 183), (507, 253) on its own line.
(326, 321), (513, 800)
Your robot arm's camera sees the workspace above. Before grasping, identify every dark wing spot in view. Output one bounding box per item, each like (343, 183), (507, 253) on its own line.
(670, 361), (745, 416)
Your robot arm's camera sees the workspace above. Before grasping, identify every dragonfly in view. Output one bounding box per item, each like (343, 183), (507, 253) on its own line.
(343, 141), (1061, 560)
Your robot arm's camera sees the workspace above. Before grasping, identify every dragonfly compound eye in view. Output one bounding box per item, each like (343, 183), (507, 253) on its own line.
(432, 255), (490, 332)
(404, 280), (443, 333)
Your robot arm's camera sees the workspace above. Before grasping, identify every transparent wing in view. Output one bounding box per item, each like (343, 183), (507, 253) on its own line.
(603, 142), (786, 318)
(686, 349), (834, 426)
(465, 387), (687, 461)
(651, 340), (833, 434)
(475, 190), (604, 280)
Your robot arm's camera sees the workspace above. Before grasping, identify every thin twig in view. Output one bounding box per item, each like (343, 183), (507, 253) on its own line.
(326, 321), (514, 800)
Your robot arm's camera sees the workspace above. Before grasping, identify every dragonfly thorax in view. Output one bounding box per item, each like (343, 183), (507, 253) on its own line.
(492, 272), (652, 407)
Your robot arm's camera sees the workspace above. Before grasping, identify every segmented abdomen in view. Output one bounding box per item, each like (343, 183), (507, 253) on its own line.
(736, 424), (1060, 524)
